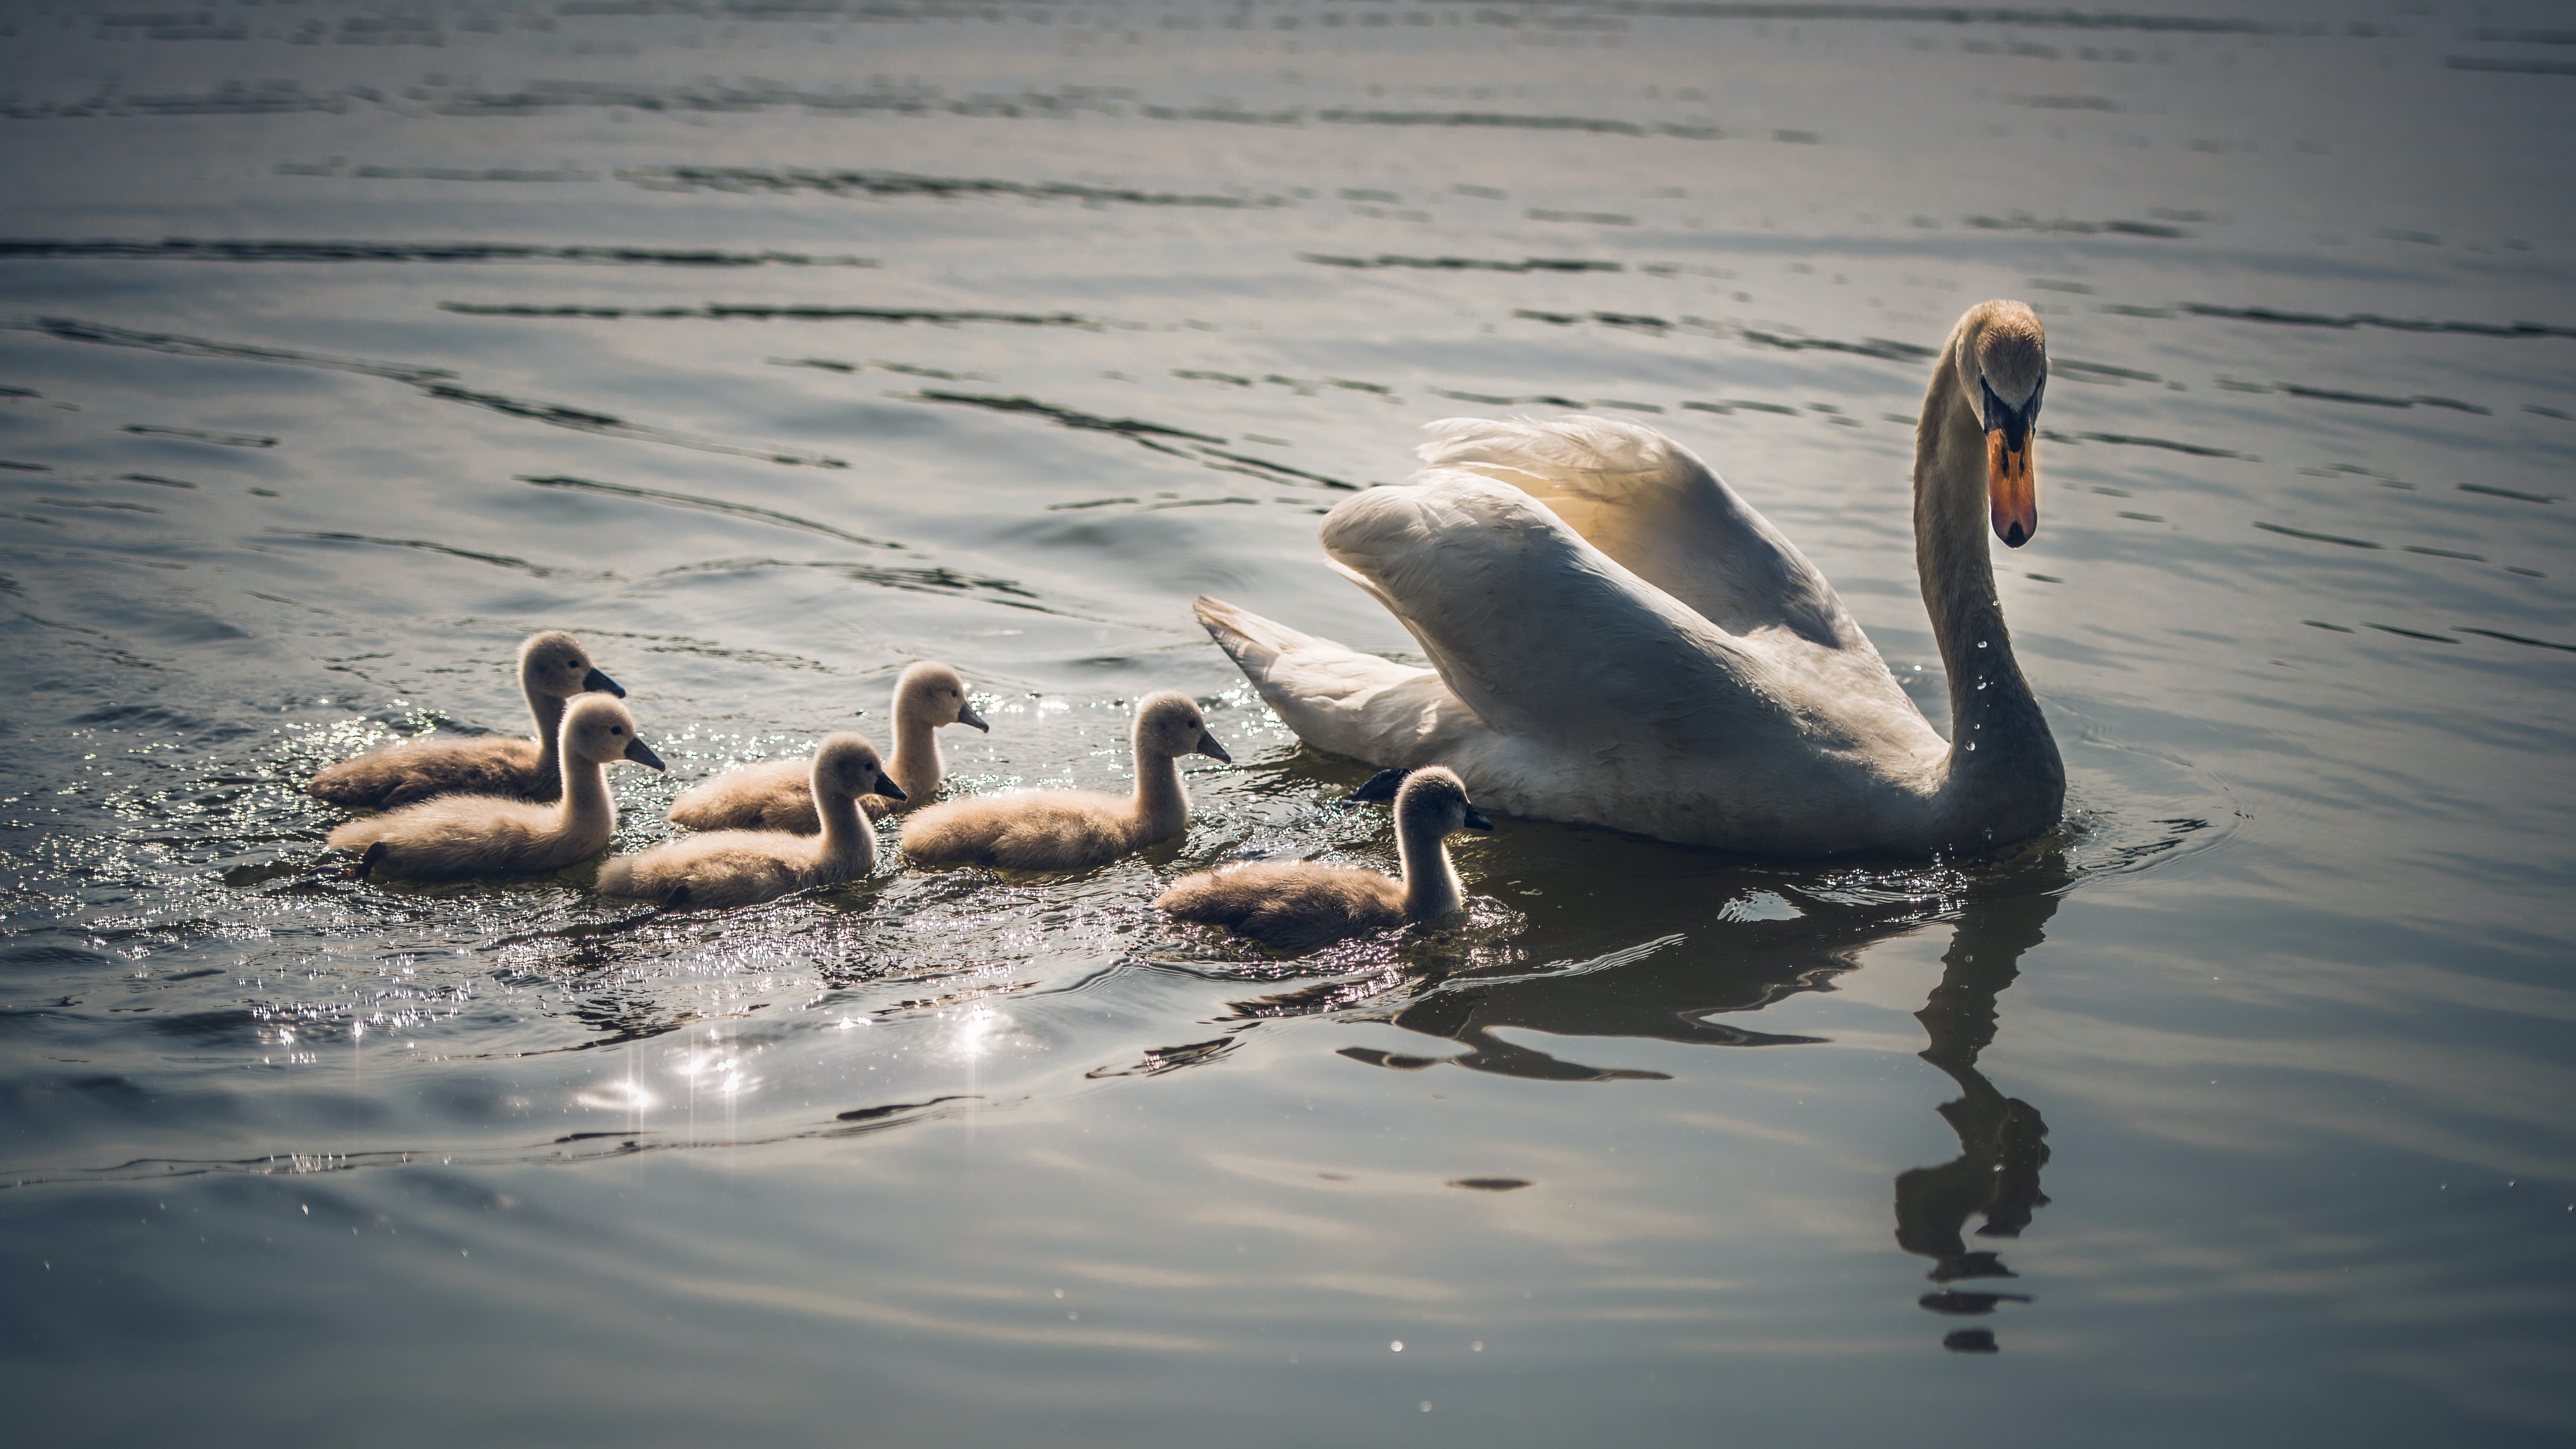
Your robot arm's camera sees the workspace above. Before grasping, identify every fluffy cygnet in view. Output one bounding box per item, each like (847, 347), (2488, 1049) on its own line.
(899, 691), (1230, 871)
(600, 733), (901, 908)
(309, 631), (625, 808)
(329, 694), (665, 880)
(665, 661), (987, 833)
(1157, 766), (1491, 950)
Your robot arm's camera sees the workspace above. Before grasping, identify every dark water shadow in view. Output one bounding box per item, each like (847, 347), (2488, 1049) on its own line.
(1896, 887), (2057, 1352)
(1264, 841), (2075, 1351)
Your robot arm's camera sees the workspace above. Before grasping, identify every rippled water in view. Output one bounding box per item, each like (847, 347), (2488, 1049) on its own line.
(3, 2), (2573, 1443)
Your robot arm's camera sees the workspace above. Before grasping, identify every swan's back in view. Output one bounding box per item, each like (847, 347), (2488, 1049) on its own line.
(327, 795), (598, 877)
(900, 790), (1142, 871)
(598, 830), (826, 908)
(1157, 860), (1405, 950)
(309, 735), (548, 808)
(1415, 416), (1860, 650)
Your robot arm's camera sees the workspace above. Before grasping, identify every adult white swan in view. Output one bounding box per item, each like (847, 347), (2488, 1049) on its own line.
(1195, 299), (2063, 857)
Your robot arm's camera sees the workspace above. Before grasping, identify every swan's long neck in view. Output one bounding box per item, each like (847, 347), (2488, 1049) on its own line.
(556, 745), (615, 842)
(524, 666), (566, 777)
(889, 690), (943, 801)
(1395, 813), (1464, 920)
(1131, 735), (1189, 843)
(812, 767), (875, 872)
(1914, 342), (2064, 840)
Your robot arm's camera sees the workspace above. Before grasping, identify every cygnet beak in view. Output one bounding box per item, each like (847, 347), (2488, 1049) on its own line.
(584, 667), (627, 698)
(955, 701), (991, 733)
(1462, 805), (1493, 832)
(622, 736), (666, 771)
(1196, 731), (1232, 764)
(875, 774), (907, 802)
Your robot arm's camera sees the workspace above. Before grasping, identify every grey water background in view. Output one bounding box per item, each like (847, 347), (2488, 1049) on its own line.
(2, 0), (2572, 1442)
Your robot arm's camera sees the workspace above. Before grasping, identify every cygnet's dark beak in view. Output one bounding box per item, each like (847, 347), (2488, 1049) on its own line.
(1196, 731), (1232, 764)
(875, 774), (907, 802)
(622, 736), (665, 771)
(1462, 805), (1493, 832)
(956, 701), (991, 733)
(1344, 767), (1410, 804)
(584, 667), (627, 698)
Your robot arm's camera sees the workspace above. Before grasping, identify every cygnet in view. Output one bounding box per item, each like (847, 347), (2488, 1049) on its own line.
(330, 694), (665, 880)
(666, 661), (987, 833)
(599, 733), (903, 908)
(309, 631), (625, 808)
(1157, 767), (1492, 950)
(899, 691), (1230, 871)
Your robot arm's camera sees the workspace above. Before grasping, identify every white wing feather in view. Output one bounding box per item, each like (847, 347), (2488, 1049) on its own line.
(1192, 595), (1493, 765)
(1415, 415), (1862, 649)
(1316, 474), (1795, 757)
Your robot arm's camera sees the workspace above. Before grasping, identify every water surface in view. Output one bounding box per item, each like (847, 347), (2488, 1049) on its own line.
(3, 2), (2573, 1444)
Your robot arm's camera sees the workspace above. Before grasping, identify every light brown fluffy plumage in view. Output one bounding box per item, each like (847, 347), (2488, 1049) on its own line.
(600, 733), (898, 908)
(329, 694), (663, 879)
(899, 692), (1228, 871)
(308, 631), (623, 808)
(1155, 861), (1408, 951)
(1157, 766), (1489, 950)
(666, 661), (987, 833)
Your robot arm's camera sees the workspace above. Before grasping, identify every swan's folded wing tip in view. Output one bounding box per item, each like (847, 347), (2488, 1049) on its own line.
(1193, 595), (1305, 670)
(1192, 594), (1256, 650)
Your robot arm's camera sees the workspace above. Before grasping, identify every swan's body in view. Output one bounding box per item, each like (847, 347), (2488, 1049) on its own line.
(600, 733), (901, 908)
(330, 694), (665, 879)
(1195, 300), (2063, 857)
(899, 692), (1230, 871)
(309, 631), (625, 808)
(1159, 766), (1492, 950)
(667, 661), (987, 833)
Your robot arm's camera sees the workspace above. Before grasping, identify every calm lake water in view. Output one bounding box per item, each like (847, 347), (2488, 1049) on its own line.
(3, 1), (2573, 1443)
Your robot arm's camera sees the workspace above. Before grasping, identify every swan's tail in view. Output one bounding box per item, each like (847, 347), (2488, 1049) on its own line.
(1194, 594), (1328, 684)
(1415, 415), (1711, 503)
(1191, 596), (1483, 767)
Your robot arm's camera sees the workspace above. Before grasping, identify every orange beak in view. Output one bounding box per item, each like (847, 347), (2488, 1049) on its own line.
(1988, 429), (2037, 548)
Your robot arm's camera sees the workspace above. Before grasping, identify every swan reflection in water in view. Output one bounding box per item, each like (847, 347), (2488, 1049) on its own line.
(1279, 845), (2068, 1352)
(1896, 886), (2056, 1354)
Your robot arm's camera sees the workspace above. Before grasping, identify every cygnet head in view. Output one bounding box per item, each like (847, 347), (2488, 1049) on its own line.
(521, 630), (624, 700)
(813, 731), (902, 802)
(895, 661), (988, 732)
(1134, 690), (1231, 763)
(562, 694), (664, 769)
(1355, 766), (1492, 835)
(1948, 300), (2049, 549)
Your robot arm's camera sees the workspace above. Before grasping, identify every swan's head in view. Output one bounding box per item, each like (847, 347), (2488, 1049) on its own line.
(520, 630), (623, 700)
(562, 694), (663, 770)
(1393, 766), (1492, 835)
(1953, 301), (2049, 548)
(1135, 691), (1232, 765)
(894, 661), (988, 733)
(813, 731), (903, 802)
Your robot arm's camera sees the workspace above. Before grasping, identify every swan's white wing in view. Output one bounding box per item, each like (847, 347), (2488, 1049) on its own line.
(1417, 416), (1866, 651)
(1192, 596), (1497, 765)
(1318, 474), (1803, 759)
